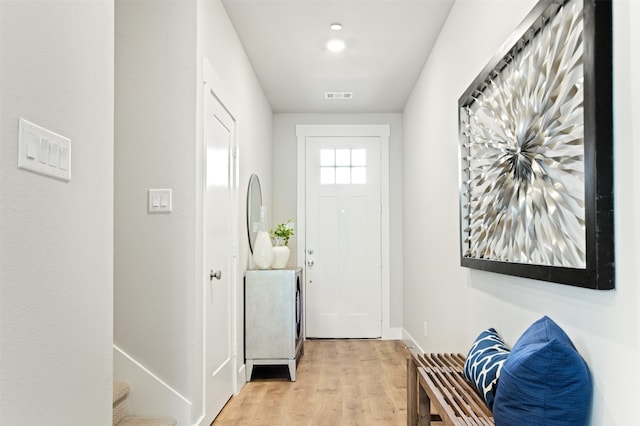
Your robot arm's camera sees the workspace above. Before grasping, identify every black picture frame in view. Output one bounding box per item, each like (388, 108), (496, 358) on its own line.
(458, 0), (614, 290)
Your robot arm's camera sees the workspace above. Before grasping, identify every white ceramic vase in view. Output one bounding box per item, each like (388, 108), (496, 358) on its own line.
(253, 231), (273, 269)
(252, 205), (273, 269)
(271, 245), (290, 269)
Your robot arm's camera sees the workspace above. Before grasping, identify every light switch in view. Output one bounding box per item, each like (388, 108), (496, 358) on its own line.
(59, 145), (69, 171)
(38, 137), (49, 164)
(148, 189), (172, 213)
(160, 192), (169, 207)
(27, 138), (38, 159)
(49, 141), (60, 167)
(18, 118), (71, 181)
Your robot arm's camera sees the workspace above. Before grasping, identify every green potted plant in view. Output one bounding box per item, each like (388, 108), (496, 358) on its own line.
(270, 220), (294, 268)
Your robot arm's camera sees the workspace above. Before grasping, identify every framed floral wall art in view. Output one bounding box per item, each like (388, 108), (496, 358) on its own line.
(458, 0), (614, 289)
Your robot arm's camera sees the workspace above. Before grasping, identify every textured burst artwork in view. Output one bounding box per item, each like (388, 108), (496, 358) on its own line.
(458, 0), (614, 289)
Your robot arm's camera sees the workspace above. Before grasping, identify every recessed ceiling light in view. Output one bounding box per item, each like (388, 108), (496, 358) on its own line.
(326, 39), (346, 52)
(330, 23), (342, 31)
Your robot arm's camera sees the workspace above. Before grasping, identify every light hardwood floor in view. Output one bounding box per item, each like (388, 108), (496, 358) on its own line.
(212, 339), (411, 426)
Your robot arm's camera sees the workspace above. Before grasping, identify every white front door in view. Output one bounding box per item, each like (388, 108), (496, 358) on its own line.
(203, 81), (235, 423)
(305, 136), (382, 338)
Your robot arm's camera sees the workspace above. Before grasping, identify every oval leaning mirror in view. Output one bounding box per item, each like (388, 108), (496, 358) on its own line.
(246, 174), (263, 253)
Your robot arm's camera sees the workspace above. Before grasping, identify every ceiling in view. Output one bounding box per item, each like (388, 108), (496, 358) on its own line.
(221, 0), (455, 113)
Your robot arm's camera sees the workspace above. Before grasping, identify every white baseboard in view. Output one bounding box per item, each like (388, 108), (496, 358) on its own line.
(402, 328), (425, 354)
(113, 345), (192, 425)
(236, 364), (246, 395)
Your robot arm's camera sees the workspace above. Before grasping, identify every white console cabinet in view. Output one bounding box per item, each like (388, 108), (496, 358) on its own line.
(244, 268), (304, 381)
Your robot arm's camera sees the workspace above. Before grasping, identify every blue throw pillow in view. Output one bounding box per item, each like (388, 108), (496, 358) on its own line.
(493, 316), (592, 426)
(462, 328), (510, 409)
(511, 315), (575, 351)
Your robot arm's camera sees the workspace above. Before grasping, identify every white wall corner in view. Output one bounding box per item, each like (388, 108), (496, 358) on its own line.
(402, 328), (426, 355)
(382, 327), (403, 340)
(114, 345), (192, 425)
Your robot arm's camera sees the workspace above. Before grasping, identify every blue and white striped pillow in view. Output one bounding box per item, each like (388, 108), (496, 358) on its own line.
(462, 328), (510, 409)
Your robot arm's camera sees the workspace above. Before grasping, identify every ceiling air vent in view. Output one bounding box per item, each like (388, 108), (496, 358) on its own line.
(325, 91), (353, 100)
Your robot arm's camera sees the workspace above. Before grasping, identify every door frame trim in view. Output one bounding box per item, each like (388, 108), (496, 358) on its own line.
(296, 124), (392, 338)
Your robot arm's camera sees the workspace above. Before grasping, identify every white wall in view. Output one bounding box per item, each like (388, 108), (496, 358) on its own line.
(115, 1), (198, 421)
(0, 1), (114, 424)
(115, 0), (273, 423)
(403, 0), (640, 424)
(273, 113), (403, 327)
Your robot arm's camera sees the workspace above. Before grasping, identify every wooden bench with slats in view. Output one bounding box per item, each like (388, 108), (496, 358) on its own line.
(406, 352), (494, 425)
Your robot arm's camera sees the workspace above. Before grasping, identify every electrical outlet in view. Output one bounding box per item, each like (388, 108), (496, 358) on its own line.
(423, 322), (428, 339)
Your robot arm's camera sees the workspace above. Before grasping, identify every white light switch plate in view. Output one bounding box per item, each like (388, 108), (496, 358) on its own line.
(18, 118), (71, 181)
(148, 189), (172, 213)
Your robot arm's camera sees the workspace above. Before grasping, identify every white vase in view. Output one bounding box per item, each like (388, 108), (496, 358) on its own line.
(271, 245), (290, 269)
(252, 205), (273, 269)
(253, 231), (273, 269)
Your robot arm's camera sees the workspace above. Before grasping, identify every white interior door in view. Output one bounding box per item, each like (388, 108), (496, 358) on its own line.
(203, 85), (235, 423)
(305, 136), (382, 338)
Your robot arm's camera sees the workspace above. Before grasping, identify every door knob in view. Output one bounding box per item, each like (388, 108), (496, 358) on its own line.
(210, 270), (222, 281)
(307, 260), (314, 267)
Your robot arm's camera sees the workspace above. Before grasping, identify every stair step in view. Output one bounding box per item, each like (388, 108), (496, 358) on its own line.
(113, 381), (130, 404)
(113, 381), (175, 426)
(113, 381), (131, 426)
(118, 417), (177, 426)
